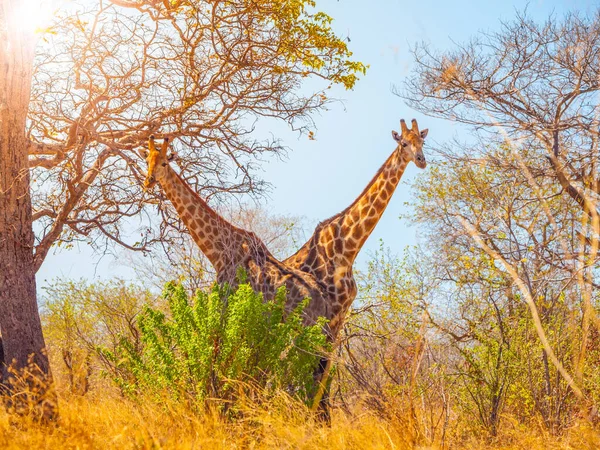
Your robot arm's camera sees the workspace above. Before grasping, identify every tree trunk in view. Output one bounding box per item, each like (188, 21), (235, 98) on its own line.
(0, 1), (53, 417)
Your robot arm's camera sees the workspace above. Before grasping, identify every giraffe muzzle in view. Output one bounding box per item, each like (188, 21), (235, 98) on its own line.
(144, 175), (156, 189)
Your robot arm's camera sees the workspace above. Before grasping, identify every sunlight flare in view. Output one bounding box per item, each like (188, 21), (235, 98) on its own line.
(9, 0), (57, 34)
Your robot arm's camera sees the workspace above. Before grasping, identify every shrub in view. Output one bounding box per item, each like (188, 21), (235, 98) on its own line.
(100, 280), (329, 412)
(41, 279), (157, 394)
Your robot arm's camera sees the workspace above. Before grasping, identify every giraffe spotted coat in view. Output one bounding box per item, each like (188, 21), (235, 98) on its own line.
(141, 118), (428, 342)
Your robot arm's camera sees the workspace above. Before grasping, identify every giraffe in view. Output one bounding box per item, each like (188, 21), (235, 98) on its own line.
(140, 136), (331, 327)
(139, 118), (428, 415)
(284, 118), (428, 338)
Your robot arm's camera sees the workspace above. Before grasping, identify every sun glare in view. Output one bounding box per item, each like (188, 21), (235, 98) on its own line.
(11, 0), (56, 34)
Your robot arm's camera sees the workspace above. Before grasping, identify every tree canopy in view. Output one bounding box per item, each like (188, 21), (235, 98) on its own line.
(29, 0), (366, 269)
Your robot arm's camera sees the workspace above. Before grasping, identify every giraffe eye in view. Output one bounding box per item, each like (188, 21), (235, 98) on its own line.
(401, 142), (408, 148)
(161, 162), (167, 167)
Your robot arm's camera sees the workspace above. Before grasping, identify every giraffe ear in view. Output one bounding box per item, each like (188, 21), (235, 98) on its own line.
(420, 129), (429, 139)
(392, 130), (402, 143)
(167, 152), (176, 161)
(139, 149), (149, 159)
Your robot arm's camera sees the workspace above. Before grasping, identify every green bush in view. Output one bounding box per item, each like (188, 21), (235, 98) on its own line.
(100, 280), (329, 411)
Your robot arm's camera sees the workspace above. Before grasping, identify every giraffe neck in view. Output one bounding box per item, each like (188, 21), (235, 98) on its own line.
(285, 147), (410, 273)
(338, 148), (410, 262)
(158, 165), (247, 273)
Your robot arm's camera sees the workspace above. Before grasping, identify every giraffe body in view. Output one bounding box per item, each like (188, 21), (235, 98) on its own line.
(141, 118), (427, 357)
(142, 138), (331, 334)
(284, 118), (428, 338)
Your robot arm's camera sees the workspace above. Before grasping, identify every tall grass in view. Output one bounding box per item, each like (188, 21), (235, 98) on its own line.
(1, 381), (599, 449)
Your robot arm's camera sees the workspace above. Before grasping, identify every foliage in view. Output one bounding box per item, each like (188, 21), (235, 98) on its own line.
(99, 281), (329, 411)
(392, 9), (600, 437)
(339, 245), (450, 442)
(28, 0), (366, 269)
(42, 279), (155, 350)
(41, 279), (157, 394)
(402, 145), (589, 435)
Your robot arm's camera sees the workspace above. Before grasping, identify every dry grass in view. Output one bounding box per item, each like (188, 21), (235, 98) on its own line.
(0, 386), (599, 449)
(0, 386), (413, 450)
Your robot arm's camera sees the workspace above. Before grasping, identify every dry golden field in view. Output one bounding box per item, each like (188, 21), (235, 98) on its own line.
(1, 386), (599, 450)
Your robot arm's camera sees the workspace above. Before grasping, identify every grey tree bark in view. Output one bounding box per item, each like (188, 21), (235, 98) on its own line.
(0, 1), (51, 392)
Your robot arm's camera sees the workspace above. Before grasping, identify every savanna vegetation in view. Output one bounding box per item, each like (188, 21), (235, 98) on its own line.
(2, 2), (600, 449)
(0, 0), (364, 412)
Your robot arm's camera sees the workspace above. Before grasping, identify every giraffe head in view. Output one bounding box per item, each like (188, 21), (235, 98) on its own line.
(140, 135), (175, 189)
(391, 119), (428, 169)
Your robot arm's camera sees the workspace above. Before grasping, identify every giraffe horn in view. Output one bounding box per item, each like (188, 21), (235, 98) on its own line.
(160, 136), (170, 156)
(400, 119), (408, 133)
(148, 135), (158, 153)
(411, 119), (419, 133)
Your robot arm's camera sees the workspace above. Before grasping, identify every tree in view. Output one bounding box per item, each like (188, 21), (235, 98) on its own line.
(402, 9), (600, 423)
(0, 0), (365, 404)
(99, 281), (328, 412)
(0, 0), (51, 400)
(30, 0), (365, 265)
(407, 145), (589, 433)
(339, 244), (451, 444)
(402, 10), (600, 245)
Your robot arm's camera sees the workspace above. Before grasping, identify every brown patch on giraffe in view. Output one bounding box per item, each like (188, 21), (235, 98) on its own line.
(331, 303), (342, 316)
(346, 208), (357, 222)
(340, 222), (351, 236)
(345, 238), (358, 251)
(325, 239), (334, 258)
(334, 238), (343, 255)
(306, 247), (317, 267)
(321, 227), (334, 242)
(374, 197), (385, 211)
(333, 224), (341, 238)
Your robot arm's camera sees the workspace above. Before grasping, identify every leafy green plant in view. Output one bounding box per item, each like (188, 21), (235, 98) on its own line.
(100, 280), (328, 412)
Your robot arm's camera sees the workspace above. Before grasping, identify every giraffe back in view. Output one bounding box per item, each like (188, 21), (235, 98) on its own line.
(216, 232), (335, 338)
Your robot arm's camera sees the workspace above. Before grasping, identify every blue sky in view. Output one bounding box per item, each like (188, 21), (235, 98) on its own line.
(35, 0), (593, 291)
